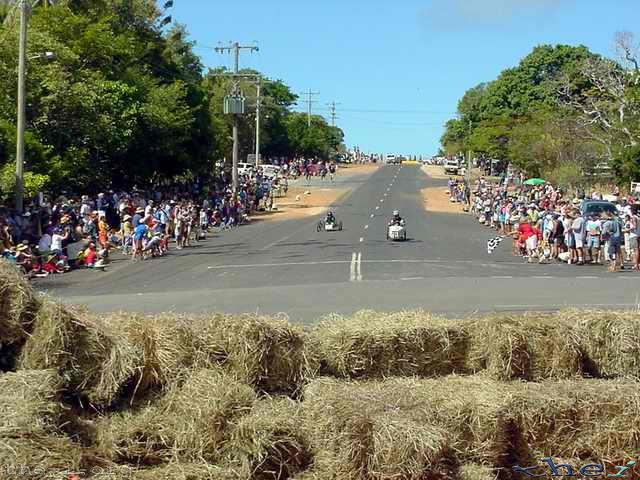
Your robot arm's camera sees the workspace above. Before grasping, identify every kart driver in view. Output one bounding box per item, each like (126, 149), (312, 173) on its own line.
(326, 210), (336, 225)
(389, 210), (403, 226)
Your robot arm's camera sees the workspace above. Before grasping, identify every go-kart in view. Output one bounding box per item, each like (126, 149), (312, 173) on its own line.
(387, 220), (407, 241)
(317, 218), (343, 232)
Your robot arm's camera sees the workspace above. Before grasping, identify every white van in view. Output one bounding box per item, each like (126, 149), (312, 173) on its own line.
(237, 163), (254, 176)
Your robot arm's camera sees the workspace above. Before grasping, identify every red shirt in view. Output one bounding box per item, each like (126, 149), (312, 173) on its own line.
(518, 223), (536, 240)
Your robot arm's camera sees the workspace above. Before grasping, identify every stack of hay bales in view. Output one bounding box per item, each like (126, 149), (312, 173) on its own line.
(0, 369), (82, 476)
(567, 310), (640, 379)
(311, 310), (467, 378)
(96, 368), (256, 466)
(191, 313), (318, 395)
(229, 397), (312, 480)
(464, 313), (583, 381)
(0, 261), (40, 370)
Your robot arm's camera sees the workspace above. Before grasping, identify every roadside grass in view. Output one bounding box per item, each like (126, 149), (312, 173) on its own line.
(1, 261), (639, 479)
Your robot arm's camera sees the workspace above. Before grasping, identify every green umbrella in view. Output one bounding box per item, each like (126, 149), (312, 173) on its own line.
(524, 178), (546, 186)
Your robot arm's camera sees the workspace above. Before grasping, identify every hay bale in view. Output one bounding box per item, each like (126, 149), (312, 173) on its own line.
(302, 376), (509, 475)
(193, 313), (317, 395)
(0, 435), (83, 479)
(119, 313), (199, 393)
(0, 260), (40, 367)
(87, 463), (242, 480)
(459, 463), (496, 480)
(0, 369), (63, 437)
(312, 310), (467, 379)
(511, 379), (640, 463)
(19, 303), (145, 409)
(464, 313), (582, 381)
(97, 368), (256, 465)
(230, 397), (312, 480)
(569, 310), (640, 379)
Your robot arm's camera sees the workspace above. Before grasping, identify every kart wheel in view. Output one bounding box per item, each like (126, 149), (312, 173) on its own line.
(338, 221), (343, 231)
(317, 222), (323, 232)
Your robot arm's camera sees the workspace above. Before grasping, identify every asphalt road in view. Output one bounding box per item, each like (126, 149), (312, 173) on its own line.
(36, 164), (640, 324)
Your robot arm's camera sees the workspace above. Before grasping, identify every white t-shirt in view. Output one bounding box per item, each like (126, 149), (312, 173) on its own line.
(51, 233), (64, 251)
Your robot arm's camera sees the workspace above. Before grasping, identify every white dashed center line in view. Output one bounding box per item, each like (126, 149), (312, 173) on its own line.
(364, 225), (369, 230)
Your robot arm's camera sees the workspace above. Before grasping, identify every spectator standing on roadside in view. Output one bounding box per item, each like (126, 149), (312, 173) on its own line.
(585, 213), (602, 264)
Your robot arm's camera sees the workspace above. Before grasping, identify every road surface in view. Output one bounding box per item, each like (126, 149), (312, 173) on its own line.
(36, 164), (640, 324)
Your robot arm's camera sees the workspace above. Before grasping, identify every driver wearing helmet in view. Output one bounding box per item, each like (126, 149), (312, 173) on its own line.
(389, 210), (403, 226)
(325, 210), (336, 225)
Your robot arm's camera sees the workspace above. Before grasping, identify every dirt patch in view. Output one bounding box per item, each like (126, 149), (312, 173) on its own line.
(422, 165), (452, 180)
(421, 187), (467, 215)
(337, 163), (380, 176)
(250, 186), (350, 222)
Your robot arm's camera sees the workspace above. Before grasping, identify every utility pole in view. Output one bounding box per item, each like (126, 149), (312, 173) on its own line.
(215, 41), (258, 193)
(327, 101), (341, 127)
(255, 78), (261, 168)
(301, 89), (320, 127)
(14, 0), (28, 213)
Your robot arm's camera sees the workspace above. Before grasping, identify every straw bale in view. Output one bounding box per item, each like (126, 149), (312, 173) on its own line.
(118, 313), (199, 393)
(303, 376), (510, 471)
(0, 260), (40, 355)
(192, 313), (317, 395)
(19, 304), (145, 408)
(87, 462), (242, 480)
(0, 434), (83, 480)
(0, 369), (63, 437)
(230, 397), (312, 480)
(464, 313), (582, 381)
(509, 379), (640, 463)
(568, 310), (640, 379)
(97, 368), (256, 465)
(312, 310), (467, 379)
(458, 463), (496, 480)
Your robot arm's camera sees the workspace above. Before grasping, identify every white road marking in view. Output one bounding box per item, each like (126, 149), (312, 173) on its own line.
(532, 276), (554, 279)
(356, 251), (363, 281)
(576, 276), (599, 279)
(380, 199), (384, 203)
(350, 252), (357, 282)
(364, 225), (369, 230)
(490, 276), (513, 279)
(370, 214), (375, 218)
(359, 237), (364, 243)
(401, 277), (424, 281)
(375, 206), (380, 210)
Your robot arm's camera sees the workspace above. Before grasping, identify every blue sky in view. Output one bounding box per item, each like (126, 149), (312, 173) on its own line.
(169, 0), (639, 157)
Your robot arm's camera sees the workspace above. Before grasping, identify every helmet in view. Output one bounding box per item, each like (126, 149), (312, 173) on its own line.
(393, 210), (399, 216)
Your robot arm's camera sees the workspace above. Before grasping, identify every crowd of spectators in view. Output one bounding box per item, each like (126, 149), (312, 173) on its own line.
(473, 177), (636, 272)
(0, 159), (331, 277)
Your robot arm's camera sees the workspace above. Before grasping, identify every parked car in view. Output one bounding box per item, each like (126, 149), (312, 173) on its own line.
(580, 200), (617, 217)
(443, 159), (460, 175)
(261, 164), (281, 179)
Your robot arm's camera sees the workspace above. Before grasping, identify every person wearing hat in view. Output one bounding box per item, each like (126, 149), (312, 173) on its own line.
(120, 214), (133, 255)
(133, 207), (144, 228)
